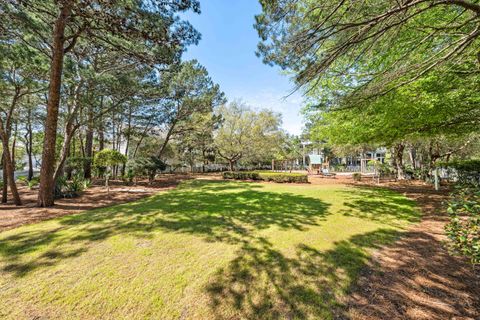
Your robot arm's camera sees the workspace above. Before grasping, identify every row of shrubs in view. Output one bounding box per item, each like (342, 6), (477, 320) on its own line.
(223, 171), (308, 183)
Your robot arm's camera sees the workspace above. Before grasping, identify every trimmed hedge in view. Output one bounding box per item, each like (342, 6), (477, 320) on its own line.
(223, 171), (308, 183)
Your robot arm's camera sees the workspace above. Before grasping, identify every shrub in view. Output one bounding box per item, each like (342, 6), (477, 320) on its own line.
(28, 176), (40, 189)
(437, 159), (480, 187)
(352, 173), (361, 181)
(258, 172), (308, 183)
(16, 176), (28, 185)
(223, 171), (261, 180)
(65, 157), (91, 175)
(445, 186), (480, 265)
(223, 171), (308, 183)
(122, 169), (135, 185)
(54, 174), (90, 198)
(65, 176), (85, 196)
(127, 156), (167, 183)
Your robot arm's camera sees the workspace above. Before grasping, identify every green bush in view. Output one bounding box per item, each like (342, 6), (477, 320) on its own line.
(223, 171), (261, 180)
(223, 171), (308, 183)
(54, 174), (90, 198)
(68, 174), (89, 193)
(445, 186), (480, 265)
(259, 172), (308, 183)
(352, 173), (361, 181)
(28, 176), (40, 189)
(65, 157), (91, 175)
(437, 159), (480, 186)
(16, 175), (28, 185)
(127, 156), (166, 182)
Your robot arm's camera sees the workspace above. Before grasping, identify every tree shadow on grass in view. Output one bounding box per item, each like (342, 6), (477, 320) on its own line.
(205, 229), (405, 320)
(338, 187), (422, 227)
(0, 180), (330, 277)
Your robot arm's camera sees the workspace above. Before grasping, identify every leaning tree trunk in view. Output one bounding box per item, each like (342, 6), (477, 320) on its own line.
(54, 123), (78, 182)
(37, 3), (72, 207)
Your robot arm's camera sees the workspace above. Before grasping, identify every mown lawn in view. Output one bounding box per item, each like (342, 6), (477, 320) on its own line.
(0, 180), (420, 320)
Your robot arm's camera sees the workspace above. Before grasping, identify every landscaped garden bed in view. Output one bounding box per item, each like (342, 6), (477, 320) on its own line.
(223, 171), (308, 183)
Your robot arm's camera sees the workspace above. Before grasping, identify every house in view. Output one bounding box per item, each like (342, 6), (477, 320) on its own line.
(303, 141), (386, 173)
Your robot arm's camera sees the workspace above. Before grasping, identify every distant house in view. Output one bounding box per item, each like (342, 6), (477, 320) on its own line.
(305, 144), (386, 173)
(330, 148), (386, 172)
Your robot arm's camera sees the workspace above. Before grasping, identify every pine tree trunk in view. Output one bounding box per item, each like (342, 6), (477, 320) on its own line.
(0, 126), (21, 205)
(84, 121), (94, 179)
(408, 146), (417, 170)
(37, 3), (72, 207)
(2, 152), (7, 203)
(26, 123), (34, 181)
(394, 143), (406, 180)
(98, 97), (105, 151)
(121, 105), (132, 176)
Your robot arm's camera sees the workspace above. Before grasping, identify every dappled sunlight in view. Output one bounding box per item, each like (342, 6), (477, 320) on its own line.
(338, 187), (421, 228)
(0, 181), (422, 319)
(0, 180), (330, 277)
(205, 229), (403, 320)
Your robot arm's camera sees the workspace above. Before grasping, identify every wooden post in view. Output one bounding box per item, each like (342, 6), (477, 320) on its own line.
(434, 167), (440, 191)
(271, 159), (274, 171)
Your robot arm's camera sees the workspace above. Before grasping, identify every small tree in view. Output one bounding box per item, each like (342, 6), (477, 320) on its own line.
(215, 101), (284, 171)
(94, 149), (127, 193)
(127, 156), (166, 184)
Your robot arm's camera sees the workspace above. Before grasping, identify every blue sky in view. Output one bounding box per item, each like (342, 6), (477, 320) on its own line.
(183, 0), (304, 135)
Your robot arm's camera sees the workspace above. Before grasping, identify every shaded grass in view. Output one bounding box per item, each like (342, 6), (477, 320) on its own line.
(0, 180), (420, 319)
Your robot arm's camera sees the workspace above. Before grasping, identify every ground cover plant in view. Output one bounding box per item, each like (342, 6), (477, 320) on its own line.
(0, 180), (419, 319)
(445, 185), (480, 266)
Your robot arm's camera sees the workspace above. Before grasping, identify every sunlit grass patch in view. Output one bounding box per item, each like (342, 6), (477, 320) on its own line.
(0, 180), (419, 319)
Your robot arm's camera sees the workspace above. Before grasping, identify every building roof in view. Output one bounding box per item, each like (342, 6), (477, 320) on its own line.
(308, 154), (323, 164)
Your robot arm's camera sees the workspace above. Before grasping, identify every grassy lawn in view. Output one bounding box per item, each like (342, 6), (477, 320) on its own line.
(0, 180), (420, 320)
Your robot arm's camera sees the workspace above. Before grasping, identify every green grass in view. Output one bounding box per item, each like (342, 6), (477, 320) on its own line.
(0, 180), (420, 319)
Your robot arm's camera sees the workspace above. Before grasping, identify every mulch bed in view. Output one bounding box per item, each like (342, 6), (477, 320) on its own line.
(342, 182), (480, 320)
(0, 174), (190, 232)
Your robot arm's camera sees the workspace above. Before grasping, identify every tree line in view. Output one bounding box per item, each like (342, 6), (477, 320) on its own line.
(0, 1), (288, 208)
(255, 0), (480, 179)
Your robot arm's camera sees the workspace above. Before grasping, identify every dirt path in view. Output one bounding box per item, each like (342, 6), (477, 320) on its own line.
(344, 183), (480, 320)
(0, 175), (188, 232)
